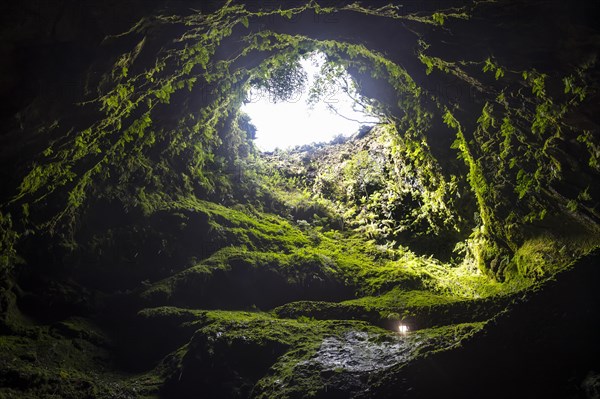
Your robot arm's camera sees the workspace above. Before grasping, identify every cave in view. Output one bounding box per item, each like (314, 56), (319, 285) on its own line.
(1, 1), (600, 398)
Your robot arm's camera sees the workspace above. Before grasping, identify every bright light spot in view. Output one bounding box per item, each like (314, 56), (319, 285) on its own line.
(242, 52), (379, 152)
(398, 324), (409, 334)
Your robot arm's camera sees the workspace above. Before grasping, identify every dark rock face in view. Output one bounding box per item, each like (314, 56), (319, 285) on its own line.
(1, 1), (600, 398)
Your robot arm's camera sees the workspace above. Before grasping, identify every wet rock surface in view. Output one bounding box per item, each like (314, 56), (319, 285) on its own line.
(310, 330), (412, 373)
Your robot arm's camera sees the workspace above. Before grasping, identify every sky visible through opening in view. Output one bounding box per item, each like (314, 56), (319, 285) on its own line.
(242, 52), (379, 151)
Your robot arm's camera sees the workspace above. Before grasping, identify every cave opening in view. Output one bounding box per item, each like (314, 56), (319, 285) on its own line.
(241, 50), (380, 151)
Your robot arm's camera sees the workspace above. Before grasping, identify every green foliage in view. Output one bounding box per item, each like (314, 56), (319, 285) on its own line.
(431, 13), (445, 26)
(0, 212), (20, 276)
(563, 75), (587, 101)
(512, 236), (566, 278)
(445, 55), (598, 267)
(251, 56), (307, 103)
(0, 317), (160, 398)
(418, 53), (451, 75)
(305, 54), (373, 117)
(482, 57), (504, 80)
(531, 73), (547, 98)
(445, 109), (491, 230)
(342, 3), (469, 25)
(577, 130), (600, 171)
(159, 197), (310, 250)
(262, 123), (461, 252)
(578, 187), (592, 202)
(515, 169), (535, 200)
(476, 102), (496, 132)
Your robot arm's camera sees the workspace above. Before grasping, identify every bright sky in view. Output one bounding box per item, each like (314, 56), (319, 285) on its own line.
(241, 53), (379, 152)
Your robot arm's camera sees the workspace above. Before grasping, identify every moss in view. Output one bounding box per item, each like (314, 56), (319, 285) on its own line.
(306, 233), (437, 295)
(0, 320), (162, 399)
(0, 212), (20, 277)
(51, 317), (111, 347)
(179, 198), (310, 252)
(512, 237), (564, 279)
(160, 310), (364, 398)
(252, 345), (325, 399)
(0, 286), (26, 333)
(241, 316), (385, 396)
(344, 288), (461, 310)
(141, 197), (311, 253)
(399, 321), (486, 357)
(311, 232), (519, 299)
(137, 208), (532, 314)
(505, 213), (600, 281)
(140, 244), (354, 309)
(137, 306), (205, 323)
(275, 287), (509, 332)
(274, 300), (378, 323)
(259, 124), (464, 260)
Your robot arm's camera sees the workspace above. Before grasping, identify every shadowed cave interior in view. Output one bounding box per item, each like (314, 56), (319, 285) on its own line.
(1, 1), (600, 398)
